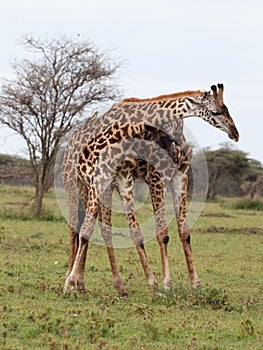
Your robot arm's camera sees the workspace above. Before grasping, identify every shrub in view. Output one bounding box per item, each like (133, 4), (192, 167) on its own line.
(231, 198), (263, 211)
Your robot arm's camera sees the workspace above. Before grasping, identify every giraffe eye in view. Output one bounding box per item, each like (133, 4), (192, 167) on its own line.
(211, 111), (221, 116)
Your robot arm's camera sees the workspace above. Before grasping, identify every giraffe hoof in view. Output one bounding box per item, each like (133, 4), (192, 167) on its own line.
(116, 288), (128, 297)
(148, 279), (162, 296)
(77, 281), (86, 293)
(164, 279), (172, 291)
(112, 276), (128, 297)
(191, 280), (201, 289)
(64, 275), (82, 293)
(63, 281), (76, 293)
(153, 288), (161, 296)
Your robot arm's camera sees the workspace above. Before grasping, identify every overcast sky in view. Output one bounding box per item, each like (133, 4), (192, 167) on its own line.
(0, 0), (262, 163)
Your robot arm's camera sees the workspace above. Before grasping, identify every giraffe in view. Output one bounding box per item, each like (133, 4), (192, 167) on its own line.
(63, 83), (239, 295)
(63, 117), (182, 295)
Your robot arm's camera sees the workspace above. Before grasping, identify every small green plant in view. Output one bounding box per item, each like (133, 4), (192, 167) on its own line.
(159, 284), (233, 311)
(0, 206), (64, 221)
(241, 319), (255, 336)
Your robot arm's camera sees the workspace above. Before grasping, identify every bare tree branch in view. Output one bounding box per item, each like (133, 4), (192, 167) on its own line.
(0, 35), (123, 215)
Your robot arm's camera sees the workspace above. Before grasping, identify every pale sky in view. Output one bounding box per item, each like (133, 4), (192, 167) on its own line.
(0, 0), (262, 163)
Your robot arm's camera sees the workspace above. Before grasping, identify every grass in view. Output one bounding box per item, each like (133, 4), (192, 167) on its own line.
(231, 198), (263, 211)
(0, 185), (263, 349)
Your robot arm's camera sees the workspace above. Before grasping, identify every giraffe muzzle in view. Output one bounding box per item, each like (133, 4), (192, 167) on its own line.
(228, 127), (239, 142)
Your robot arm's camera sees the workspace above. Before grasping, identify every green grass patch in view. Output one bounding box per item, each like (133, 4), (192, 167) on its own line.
(231, 198), (263, 211)
(0, 185), (64, 221)
(0, 187), (263, 349)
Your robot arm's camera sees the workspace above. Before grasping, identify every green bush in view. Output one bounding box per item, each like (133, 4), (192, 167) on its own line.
(231, 198), (263, 211)
(0, 206), (64, 221)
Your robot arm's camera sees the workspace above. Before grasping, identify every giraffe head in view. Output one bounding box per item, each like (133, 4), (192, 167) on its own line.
(199, 84), (239, 142)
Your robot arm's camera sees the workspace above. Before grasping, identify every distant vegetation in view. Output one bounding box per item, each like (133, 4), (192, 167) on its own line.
(231, 198), (263, 211)
(0, 154), (33, 186)
(1, 143), (262, 202)
(203, 144), (263, 199)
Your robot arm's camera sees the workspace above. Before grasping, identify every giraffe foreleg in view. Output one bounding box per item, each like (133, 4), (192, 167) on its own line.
(65, 191), (79, 279)
(98, 187), (128, 296)
(170, 173), (201, 289)
(65, 179), (88, 280)
(66, 226), (79, 279)
(117, 174), (158, 292)
(149, 180), (171, 291)
(64, 188), (99, 293)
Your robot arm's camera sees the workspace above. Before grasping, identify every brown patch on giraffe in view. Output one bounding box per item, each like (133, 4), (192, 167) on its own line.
(120, 90), (204, 103)
(81, 165), (87, 173)
(83, 148), (90, 159)
(79, 156), (86, 164)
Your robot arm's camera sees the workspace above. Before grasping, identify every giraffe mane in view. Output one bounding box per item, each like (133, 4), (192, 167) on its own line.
(120, 90), (205, 103)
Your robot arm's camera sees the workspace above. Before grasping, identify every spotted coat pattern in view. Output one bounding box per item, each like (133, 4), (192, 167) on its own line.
(63, 84), (239, 295)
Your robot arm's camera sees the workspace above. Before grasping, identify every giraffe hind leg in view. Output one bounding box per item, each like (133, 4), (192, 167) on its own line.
(171, 173), (200, 289)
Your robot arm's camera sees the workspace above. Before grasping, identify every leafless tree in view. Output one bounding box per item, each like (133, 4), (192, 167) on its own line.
(0, 35), (122, 216)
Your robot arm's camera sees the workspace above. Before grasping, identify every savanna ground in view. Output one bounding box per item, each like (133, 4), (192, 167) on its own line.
(0, 185), (262, 350)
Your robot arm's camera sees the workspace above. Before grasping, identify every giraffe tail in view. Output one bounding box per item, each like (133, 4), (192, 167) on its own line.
(77, 197), (86, 234)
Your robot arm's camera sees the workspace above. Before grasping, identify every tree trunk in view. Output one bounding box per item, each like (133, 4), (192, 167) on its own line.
(250, 184), (256, 200)
(45, 171), (54, 193)
(208, 179), (216, 200)
(34, 181), (45, 216)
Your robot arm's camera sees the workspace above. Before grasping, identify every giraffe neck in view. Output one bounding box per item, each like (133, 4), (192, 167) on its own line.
(119, 91), (206, 125)
(157, 96), (204, 120)
(112, 92), (207, 143)
(119, 88), (239, 142)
